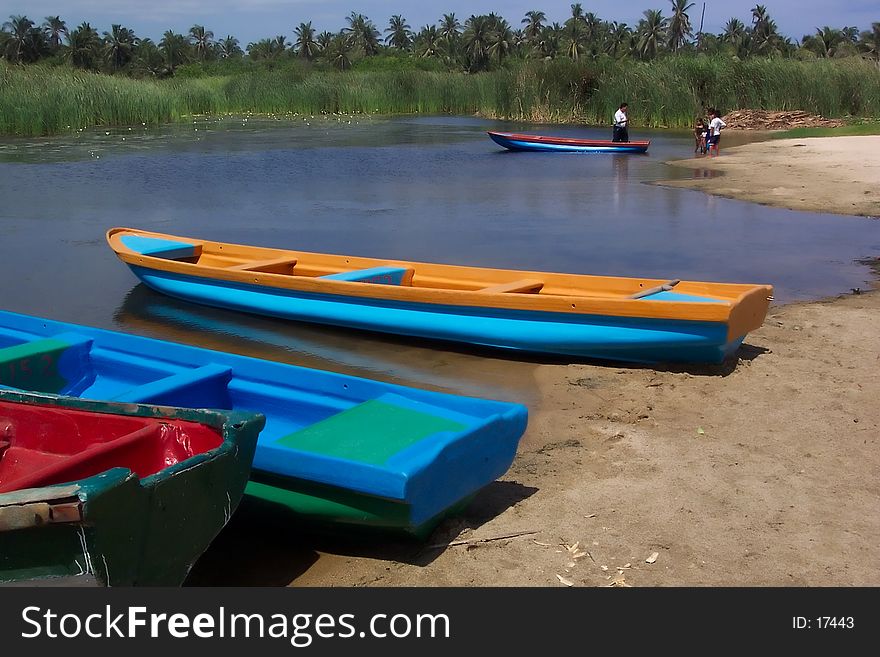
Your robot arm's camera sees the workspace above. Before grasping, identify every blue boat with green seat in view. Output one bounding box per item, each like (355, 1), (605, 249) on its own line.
(0, 309), (528, 536)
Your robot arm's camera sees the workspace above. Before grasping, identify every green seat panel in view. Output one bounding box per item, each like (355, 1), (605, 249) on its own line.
(274, 399), (467, 466)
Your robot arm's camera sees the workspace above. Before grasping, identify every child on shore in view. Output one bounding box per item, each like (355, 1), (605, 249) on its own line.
(694, 117), (707, 154)
(707, 108), (726, 156)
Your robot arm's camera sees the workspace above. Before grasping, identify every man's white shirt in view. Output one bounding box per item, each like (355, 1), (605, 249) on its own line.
(709, 117), (726, 135)
(614, 109), (628, 127)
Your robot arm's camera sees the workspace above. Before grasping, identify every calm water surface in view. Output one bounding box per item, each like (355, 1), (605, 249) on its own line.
(2, 115), (878, 585)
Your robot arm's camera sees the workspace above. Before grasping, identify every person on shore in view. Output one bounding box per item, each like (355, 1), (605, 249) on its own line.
(694, 117), (707, 154)
(612, 103), (629, 143)
(707, 108), (726, 156)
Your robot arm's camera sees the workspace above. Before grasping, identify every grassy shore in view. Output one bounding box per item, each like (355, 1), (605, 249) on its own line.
(3, 56), (880, 136)
(773, 121), (880, 139)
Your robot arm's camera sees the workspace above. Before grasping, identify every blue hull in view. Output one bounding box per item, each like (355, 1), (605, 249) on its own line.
(0, 310), (528, 533)
(489, 132), (649, 153)
(129, 265), (743, 364)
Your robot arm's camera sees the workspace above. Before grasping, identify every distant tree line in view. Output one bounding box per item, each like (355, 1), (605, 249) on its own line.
(1, 3), (878, 76)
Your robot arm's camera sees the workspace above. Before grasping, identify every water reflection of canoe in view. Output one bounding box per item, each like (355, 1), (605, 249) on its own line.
(113, 284), (533, 402)
(0, 389), (263, 586)
(0, 310), (527, 536)
(488, 131), (651, 153)
(108, 227), (773, 365)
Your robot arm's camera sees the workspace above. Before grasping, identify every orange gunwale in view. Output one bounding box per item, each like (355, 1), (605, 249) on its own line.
(107, 228), (773, 341)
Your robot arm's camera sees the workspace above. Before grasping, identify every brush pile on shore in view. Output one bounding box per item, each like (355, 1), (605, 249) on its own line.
(721, 109), (844, 130)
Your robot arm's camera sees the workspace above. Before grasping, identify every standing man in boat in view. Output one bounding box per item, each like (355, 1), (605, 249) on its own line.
(612, 103), (629, 142)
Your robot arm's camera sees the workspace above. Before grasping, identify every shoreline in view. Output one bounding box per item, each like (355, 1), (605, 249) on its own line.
(656, 135), (880, 217)
(189, 276), (880, 587)
(192, 283), (880, 587)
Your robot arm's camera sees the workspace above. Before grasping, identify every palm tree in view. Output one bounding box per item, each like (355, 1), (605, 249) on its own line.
(385, 15), (411, 50)
(103, 24), (137, 70)
(132, 38), (166, 77)
(567, 3), (585, 27)
(159, 30), (189, 72)
(344, 12), (380, 56)
(188, 25), (214, 61)
(564, 19), (586, 60)
(637, 9), (668, 59)
(293, 22), (319, 59)
(606, 22), (632, 59)
(751, 5), (769, 32)
(858, 22), (880, 59)
(668, 0), (695, 51)
(2, 15), (47, 63)
(316, 31), (334, 52)
(325, 34), (353, 70)
(539, 22), (564, 59)
(582, 12), (602, 46)
(806, 26), (845, 58)
(247, 38), (274, 60)
(722, 18), (746, 44)
(750, 11), (782, 56)
(489, 16), (514, 65)
(42, 16), (67, 52)
(462, 15), (492, 71)
(64, 22), (101, 68)
(217, 35), (242, 59)
(414, 25), (441, 58)
(522, 10), (546, 48)
(439, 13), (461, 46)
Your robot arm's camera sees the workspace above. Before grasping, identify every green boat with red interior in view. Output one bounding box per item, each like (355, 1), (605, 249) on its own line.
(0, 389), (263, 586)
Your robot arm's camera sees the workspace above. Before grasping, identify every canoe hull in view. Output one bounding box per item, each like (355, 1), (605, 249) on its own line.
(488, 131), (650, 153)
(0, 391), (262, 586)
(0, 310), (527, 535)
(131, 264), (745, 364)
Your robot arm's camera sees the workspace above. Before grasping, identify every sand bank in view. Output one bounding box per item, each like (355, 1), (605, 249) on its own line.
(659, 135), (880, 217)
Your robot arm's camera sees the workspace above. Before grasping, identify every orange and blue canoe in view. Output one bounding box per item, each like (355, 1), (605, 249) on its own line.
(107, 227), (773, 365)
(488, 131), (650, 153)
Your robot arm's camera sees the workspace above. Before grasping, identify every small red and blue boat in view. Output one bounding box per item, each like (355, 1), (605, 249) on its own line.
(488, 131), (650, 153)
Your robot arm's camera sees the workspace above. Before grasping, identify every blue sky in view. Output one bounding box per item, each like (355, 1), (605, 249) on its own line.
(2, 1), (876, 44)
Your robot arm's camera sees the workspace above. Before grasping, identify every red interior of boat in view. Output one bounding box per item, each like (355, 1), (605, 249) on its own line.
(0, 401), (223, 493)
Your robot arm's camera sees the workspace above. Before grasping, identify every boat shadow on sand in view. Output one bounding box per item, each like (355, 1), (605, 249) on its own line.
(185, 481), (538, 585)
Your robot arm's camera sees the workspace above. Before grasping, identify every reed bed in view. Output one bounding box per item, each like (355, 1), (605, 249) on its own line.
(3, 57), (879, 136)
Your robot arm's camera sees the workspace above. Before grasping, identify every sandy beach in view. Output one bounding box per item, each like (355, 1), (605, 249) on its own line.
(188, 134), (879, 588)
(658, 135), (880, 217)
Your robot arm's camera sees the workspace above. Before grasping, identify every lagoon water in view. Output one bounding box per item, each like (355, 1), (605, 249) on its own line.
(2, 115), (878, 583)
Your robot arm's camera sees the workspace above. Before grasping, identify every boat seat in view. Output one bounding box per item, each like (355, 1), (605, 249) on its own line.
(477, 279), (544, 294)
(229, 257), (298, 274)
(320, 266), (415, 286)
(629, 279), (681, 299)
(111, 364), (232, 406)
(0, 333), (94, 395)
(273, 394), (468, 467)
(0, 424), (161, 493)
(120, 235), (203, 261)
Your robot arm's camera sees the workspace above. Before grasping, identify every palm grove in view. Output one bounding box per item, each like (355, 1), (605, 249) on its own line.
(2, 4), (879, 137)
(2, 4), (878, 74)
